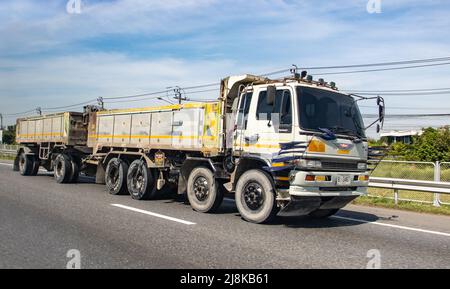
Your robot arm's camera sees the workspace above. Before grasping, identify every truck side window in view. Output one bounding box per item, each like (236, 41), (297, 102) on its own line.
(237, 92), (253, 129)
(256, 89), (292, 133)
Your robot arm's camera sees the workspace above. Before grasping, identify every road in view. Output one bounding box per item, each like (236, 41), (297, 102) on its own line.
(0, 162), (449, 269)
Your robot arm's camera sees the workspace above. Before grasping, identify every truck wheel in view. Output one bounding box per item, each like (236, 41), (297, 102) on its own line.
(235, 169), (279, 224)
(105, 158), (129, 195)
(54, 154), (72, 184)
(18, 153), (33, 176)
(30, 157), (40, 176)
(187, 167), (224, 213)
(308, 209), (339, 219)
(69, 157), (80, 183)
(127, 160), (157, 200)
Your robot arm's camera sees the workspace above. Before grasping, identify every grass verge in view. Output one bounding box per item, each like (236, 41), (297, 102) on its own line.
(353, 196), (450, 216)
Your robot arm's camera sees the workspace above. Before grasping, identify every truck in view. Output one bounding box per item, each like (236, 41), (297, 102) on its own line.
(13, 73), (385, 224)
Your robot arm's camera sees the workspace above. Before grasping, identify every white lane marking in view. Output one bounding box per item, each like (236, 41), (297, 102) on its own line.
(111, 204), (196, 225)
(332, 215), (450, 237)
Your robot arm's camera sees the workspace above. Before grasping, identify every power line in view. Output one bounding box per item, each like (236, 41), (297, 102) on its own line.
(344, 87), (450, 93)
(302, 56), (450, 70)
(312, 62), (450, 76)
(5, 55), (450, 117)
(349, 90), (450, 96)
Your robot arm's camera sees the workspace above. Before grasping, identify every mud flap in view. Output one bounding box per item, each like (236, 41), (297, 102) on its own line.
(95, 164), (106, 184)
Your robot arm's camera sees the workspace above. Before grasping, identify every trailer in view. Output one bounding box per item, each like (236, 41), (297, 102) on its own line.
(14, 111), (93, 182)
(14, 73), (385, 224)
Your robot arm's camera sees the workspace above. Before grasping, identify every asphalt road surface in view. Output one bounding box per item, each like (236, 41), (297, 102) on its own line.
(0, 161), (449, 269)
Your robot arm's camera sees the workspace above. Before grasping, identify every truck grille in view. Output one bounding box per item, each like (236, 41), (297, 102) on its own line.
(321, 161), (358, 171)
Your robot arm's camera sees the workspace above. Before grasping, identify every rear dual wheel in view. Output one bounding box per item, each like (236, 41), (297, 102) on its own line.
(53, 154), (79, 184)
(105, 158), (129, 195)
(18, 153), (35, 176)
(127, 160), (159, 200)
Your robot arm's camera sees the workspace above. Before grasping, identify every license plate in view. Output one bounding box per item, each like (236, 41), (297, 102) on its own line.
(336, 175), (352, 186)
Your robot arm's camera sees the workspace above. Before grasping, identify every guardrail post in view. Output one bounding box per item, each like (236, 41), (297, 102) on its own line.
(433, 161), (441, 207)
(394, 189), (399, 206)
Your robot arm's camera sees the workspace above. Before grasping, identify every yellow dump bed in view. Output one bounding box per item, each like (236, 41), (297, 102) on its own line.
(16, 112), (87, 146)
(88, 102), (223, 155)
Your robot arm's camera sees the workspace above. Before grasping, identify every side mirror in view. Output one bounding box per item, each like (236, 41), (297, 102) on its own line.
(266, 86), (276, 106)
(376, 124), (381, 133)
(379, 105), (385, 122)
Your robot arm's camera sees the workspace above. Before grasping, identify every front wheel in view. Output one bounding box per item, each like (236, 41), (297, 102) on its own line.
(308, 209), (339, 219)
(187, 167), (223, 213)
(235, 169), (279, 224)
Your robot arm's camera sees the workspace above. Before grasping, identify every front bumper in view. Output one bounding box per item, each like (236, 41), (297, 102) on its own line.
(277, 170), (369, 217)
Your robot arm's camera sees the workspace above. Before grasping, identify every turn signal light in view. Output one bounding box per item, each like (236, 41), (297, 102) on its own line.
(308, 140), (326, 153)
(305, 175), (315, 182)
(358, 175), (369, 182)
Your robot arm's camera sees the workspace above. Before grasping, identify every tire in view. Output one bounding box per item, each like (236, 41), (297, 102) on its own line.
(18, 153), (33, 176)
(235, 169), (279, 224)
(53, 154), (72, 184)
(127, 160), (157, 200)
(187, 167), (224, 213)
(105, 158), (129, 195)
(30, 157), (40, 176)
(69, 157), (80, 183)
(308, 209), (339, 219)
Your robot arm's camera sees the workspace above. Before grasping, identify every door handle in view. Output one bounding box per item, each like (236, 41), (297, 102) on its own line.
(245, 134), (259, 143)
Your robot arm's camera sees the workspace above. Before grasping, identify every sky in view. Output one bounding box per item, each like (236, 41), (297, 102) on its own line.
(1, 0), (450, 137)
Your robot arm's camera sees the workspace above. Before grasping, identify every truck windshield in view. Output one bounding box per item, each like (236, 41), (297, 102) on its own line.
(297, 86), (366, 138)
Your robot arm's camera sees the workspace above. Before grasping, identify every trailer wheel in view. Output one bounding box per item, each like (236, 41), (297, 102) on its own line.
(69, 157), (80, 183)
(235, 169), (279, 224)
(54, 154), (72, 184)
(30, 157), (40, 176)
(187, 167), (224, 213)
(127, 160), (157, 200)
(18, 153), (33, 176)
(105, 158), (129, 195)
(308, 209), (339, 219)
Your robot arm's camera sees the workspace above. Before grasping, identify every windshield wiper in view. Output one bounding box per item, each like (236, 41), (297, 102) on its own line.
(327, 126), (363, 142)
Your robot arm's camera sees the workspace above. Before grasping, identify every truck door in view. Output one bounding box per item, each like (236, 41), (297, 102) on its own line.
(244, 87), (294, 156)
(233, 91), (253, 154)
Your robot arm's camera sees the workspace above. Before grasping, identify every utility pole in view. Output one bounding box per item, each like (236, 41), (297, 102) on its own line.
(97, 97), (104, 109)
(172, 86), (187, 104)
(0, 113), (3, 130)
(36, 107), (42, 116)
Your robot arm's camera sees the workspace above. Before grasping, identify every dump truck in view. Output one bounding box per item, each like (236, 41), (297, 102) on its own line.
(14, 73), (385, 223)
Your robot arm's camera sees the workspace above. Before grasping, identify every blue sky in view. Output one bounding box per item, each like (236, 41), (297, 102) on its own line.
(1, 0), (450, 135)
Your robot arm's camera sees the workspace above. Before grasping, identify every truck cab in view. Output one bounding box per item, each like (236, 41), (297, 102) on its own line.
(222, 74), (383, 223)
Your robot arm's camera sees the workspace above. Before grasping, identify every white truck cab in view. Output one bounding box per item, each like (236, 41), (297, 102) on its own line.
(223, 74), (384, 222)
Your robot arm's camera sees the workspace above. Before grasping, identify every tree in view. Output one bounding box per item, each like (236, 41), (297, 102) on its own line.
(2, 125), (16, 144)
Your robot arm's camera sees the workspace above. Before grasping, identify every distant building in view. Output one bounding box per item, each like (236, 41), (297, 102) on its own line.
(0, 129), (3, 144)
(380, 130), (423, 145)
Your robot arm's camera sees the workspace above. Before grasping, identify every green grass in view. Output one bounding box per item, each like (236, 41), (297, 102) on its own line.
(353, 196), (450, 216)
(0, 154), (15, 161)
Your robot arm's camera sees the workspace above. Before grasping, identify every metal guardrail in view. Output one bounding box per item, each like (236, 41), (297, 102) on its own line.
(0, 145), (18, 156)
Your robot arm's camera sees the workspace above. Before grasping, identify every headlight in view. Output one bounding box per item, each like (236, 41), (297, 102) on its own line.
(295, 159), (322, 169)
(357, 163), (368, 170)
